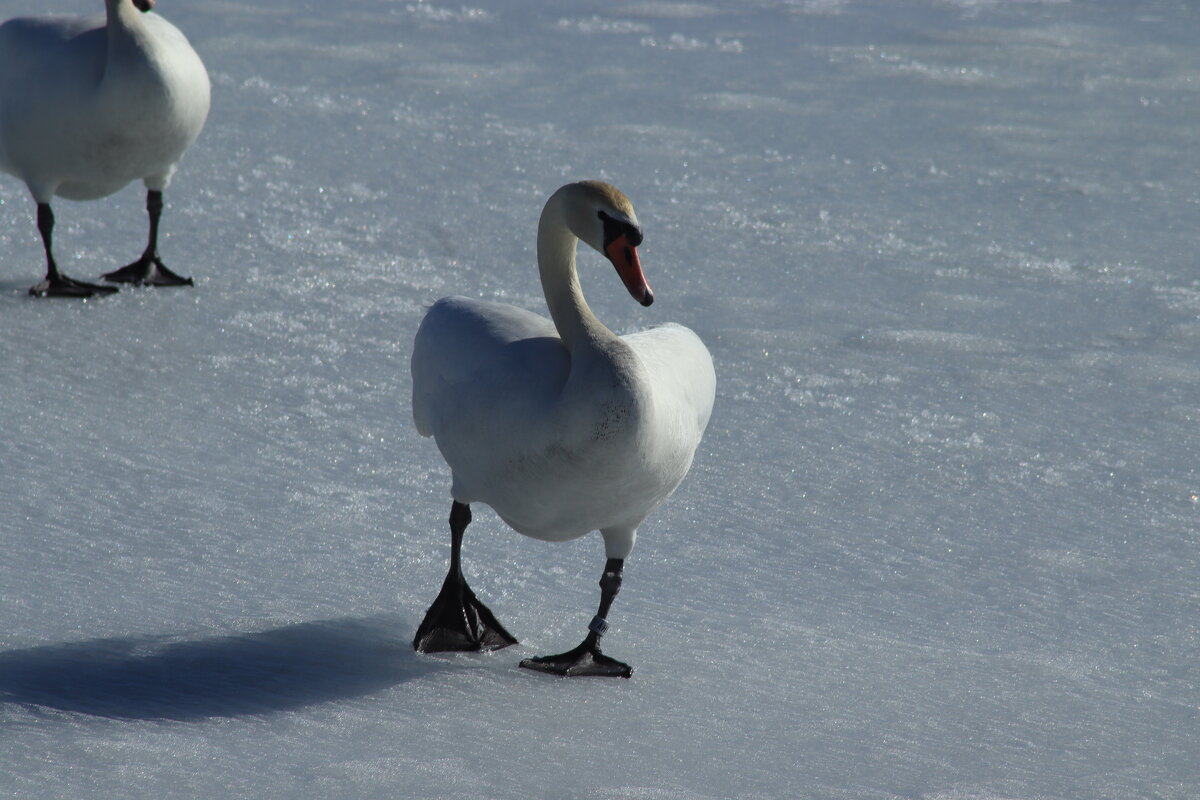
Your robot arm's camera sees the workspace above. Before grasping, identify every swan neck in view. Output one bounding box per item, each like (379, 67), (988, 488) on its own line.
(106, 0), (149, 56)
(537, 195), (606, 351)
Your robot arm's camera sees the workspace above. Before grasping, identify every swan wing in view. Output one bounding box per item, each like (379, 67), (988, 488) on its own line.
(0, 17), (104, 105)
(411, 296), (565, 438)
(0, 15), (99, 59)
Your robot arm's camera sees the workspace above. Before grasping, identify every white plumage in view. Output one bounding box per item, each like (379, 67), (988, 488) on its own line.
(410, 181), (715, 677)
(0, 0), (210, 297)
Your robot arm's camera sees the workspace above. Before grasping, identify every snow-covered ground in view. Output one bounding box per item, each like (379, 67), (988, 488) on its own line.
(1, 1), (1196, 798)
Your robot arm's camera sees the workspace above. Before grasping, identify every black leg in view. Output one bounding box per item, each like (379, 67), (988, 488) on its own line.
(28, 203), (118, 298)
(103, 190), (194, 287)
(412, 502), (518, 653)
(37, 203), (57, 281)
(519, 558), (633, 678)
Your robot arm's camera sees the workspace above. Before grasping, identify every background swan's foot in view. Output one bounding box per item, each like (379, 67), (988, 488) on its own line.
(29, 274), (119, 299)
(103, 257), (194, 287)
(519, 640), (632, 678)
(413, 577), (518, 653)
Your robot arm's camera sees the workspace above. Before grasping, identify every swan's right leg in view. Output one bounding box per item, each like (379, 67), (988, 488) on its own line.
(413, 501), (518, 653)
(28, 204), (118, 299)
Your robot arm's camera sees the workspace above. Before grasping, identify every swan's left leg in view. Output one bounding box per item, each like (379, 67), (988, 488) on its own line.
(519, 558), (633, 678)
(413, 501), (518, 653)
(103, 190), (195, 287)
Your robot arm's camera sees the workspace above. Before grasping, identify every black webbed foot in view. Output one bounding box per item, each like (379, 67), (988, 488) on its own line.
(102, 190), (193, 287)
(519, 635), (632, 678)
(28, 203), (118, 299)
(413, 571), (518, 653)
(103, 256), (194, 287)
(413, 502), (518, 653)
(520, 557), (632, 678)
(29, 274), (119, 298)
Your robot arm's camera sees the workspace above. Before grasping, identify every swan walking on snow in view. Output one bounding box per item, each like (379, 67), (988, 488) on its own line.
(411, 181), (715, 677)
(0, 0), (210, 298)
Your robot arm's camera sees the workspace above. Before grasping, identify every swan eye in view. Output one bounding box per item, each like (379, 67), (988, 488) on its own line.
(599, 210), (643, 248)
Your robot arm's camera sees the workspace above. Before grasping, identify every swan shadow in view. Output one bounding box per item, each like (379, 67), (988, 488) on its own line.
(0, 615), (435, 721)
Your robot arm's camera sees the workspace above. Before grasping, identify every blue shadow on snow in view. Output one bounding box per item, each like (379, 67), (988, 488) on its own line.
(0, 616), (434, 721)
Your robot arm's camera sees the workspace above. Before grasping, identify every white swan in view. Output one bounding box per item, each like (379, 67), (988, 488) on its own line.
(0, 0), (210, 298)
(411, 181), (715, 677)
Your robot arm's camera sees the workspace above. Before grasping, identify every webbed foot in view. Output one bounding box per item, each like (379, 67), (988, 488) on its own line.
(413, 572), (518, 653)
(29, 274), (119, 298)
(103, 256), (193, 287)
(519, 637), (632, 678)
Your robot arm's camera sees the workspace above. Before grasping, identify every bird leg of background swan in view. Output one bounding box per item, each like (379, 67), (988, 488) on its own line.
(519, 558), (633, 678)
(28, 203), (119, 299)
(412, 501), (519, 653)
(102, 190), (194, 287)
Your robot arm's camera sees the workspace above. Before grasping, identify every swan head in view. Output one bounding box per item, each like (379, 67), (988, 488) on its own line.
(564, 181), (654, 307)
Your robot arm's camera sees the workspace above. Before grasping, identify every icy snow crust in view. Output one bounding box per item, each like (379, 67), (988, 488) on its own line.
(1, 1), (1196, 798)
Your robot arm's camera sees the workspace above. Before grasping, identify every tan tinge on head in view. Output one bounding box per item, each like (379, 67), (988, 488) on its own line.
(571, 180), (638, 225)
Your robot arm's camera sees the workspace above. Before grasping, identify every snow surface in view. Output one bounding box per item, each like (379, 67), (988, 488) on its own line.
(1, 0), (1197, 798)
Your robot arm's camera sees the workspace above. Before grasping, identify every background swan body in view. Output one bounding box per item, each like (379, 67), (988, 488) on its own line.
(0, 0), (210, 297)
(411, 181), (715, 677)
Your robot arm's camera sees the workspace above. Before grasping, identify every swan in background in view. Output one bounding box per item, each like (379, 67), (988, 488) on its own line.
(0, 0), (210, 298)
(411, 181), (716, 677)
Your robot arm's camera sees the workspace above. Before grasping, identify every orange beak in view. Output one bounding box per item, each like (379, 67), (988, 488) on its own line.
(605, 235), (654, 307)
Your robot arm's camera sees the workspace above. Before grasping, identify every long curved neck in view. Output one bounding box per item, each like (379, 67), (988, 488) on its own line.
(105, 0), (150, 64)
(537, 192), (611, 353)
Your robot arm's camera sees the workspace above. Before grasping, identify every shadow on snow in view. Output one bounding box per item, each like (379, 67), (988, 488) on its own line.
(0, 616), (436, 721)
